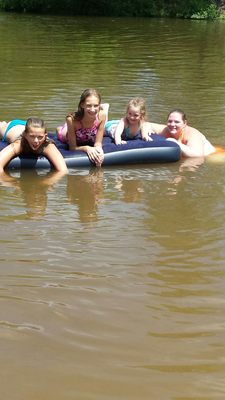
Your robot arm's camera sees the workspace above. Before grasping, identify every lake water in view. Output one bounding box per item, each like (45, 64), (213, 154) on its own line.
(0, 12), (225, 399)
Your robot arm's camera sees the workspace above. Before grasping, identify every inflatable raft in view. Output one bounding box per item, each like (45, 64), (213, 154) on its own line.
(0, 134), (180, 169)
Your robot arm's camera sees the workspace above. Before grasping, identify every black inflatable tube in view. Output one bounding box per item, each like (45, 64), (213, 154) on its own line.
(1, 134), (180, 169)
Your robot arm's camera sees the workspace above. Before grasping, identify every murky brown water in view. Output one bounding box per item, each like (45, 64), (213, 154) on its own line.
(1, 12), (225, 399)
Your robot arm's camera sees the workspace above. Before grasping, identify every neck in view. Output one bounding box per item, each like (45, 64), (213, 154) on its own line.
(167, 127), (184, 141)
(83, 113), (97, 123)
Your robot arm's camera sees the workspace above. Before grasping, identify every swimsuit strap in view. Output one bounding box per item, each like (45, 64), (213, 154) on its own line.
(79, 114), (99, 129)
(125, 121), (141, 135)
(179, 128), (187, 144)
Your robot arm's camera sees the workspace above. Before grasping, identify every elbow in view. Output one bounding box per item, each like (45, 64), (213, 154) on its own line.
(69, 145), (77, 152)
(56, 165), (68, 174)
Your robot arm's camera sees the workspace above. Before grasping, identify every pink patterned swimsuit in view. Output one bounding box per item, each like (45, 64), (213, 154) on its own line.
(75, 117), (100, 145)
(57, 116), (100, 146)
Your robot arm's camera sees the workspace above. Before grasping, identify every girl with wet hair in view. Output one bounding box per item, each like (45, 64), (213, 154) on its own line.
(0, 117), (68, 173)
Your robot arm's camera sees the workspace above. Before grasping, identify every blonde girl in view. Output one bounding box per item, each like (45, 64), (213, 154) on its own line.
(105, 97), (165, 145)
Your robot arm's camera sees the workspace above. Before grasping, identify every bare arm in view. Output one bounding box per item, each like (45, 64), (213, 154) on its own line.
(114, 118), (126, 145)
(167, 128), (210, 157)
(141, 122), (153, 141)
(67, 112), (106, 167)
(177, 140), (205, 157)
(149, 122), (167, 134)
(43, 143), (68, 173)
(40, 170), (68, 186)
(0, 141), (21, 174)
(94, 110), (106, 149)
(66, 115), (77, 151)
(89, 110), (106, 166)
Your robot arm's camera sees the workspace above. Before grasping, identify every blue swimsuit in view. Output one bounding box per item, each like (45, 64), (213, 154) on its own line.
(105, 120), (141, 140)
(2, 119), (26, 142)
(122, 125), (141, 140)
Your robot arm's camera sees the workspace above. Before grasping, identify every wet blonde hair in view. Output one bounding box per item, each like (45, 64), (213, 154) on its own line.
(126, 97), (147, 120)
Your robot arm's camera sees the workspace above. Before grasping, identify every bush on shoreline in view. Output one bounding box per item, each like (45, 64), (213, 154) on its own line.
(0, 0), (224, 19)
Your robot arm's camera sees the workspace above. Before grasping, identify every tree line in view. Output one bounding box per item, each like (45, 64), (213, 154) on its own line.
(0, 0), (224, 19)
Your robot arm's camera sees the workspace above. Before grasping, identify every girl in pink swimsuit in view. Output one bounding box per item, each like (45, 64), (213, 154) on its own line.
(57, 89), (108, 167)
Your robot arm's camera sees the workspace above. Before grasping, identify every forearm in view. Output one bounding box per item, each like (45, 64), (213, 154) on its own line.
(94, 141), (103, 149)
(179, 143), (204, 157)
(0, 143), (19, 172)
(150, 123), (166, 134)
(141, 123), (152, 141)
(114, 120), (125, 144)
(71, 144), (89, 153)
(66, 117), (77, 150)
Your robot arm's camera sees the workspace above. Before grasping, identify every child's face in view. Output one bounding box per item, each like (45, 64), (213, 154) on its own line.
(82, 95), (100, 117)
(25, 127), (46, 150)
(126, 106), (142, 124)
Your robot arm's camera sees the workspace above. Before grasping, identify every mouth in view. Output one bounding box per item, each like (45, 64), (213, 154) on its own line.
(31, 143), (39, 149)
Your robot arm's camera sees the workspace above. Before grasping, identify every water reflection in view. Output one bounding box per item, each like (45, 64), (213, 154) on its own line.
(67, 169), (104, 223)
(0, 170), (65, 219)
(114, 174), (144, 203)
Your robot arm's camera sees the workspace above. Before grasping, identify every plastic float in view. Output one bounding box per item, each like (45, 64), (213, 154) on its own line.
(0, 133), (180, 169)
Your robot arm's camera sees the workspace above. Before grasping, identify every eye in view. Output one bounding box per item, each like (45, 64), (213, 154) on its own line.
(86, 103), (99, 109)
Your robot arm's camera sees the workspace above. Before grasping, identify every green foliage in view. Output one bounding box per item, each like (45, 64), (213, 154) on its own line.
(0, 0), (222, 19)
(0, 0), (46, 12)
(191, 4), (220, 19)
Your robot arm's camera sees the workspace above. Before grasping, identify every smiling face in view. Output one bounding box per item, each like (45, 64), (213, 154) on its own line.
(166, 111), (187, 138)
(81, 95), (100, 118)
(24, 126), (46, 150)
(126, 106), (142, 125)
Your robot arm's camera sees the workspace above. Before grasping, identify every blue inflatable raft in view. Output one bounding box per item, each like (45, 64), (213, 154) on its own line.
(0, 134), (180, 169)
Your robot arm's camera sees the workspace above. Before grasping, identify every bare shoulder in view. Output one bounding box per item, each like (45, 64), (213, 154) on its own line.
(43, 142), (57, 153)
(66, 114), (74, 123)
(122, 117), (128, 127)
(185, 125), (206, 145)
(10, 139), (22, 155)
(186, 125), (203, 136)
(0, 140), (22, 167)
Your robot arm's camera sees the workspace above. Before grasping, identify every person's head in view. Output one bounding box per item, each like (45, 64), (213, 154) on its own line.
(125, 97), (146, 125)
(166, 109), (187, 137)
(23, 117), (47, 150)
(75, 88), (101, 119)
